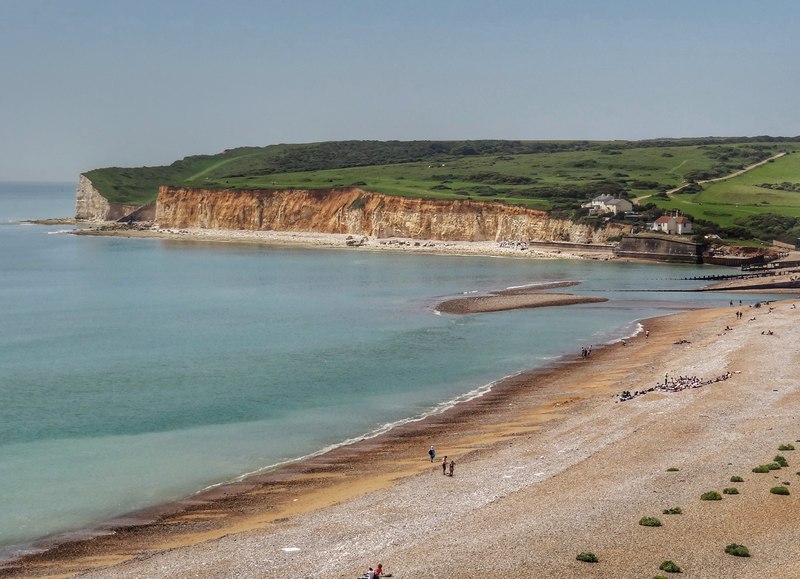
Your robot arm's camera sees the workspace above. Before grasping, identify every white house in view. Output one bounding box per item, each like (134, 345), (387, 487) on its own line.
(652, 214), (693, 235)
(582, 194), (633, 215)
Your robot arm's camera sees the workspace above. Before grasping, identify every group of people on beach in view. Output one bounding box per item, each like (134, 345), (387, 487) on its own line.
(617, 371), (733, 402)
(580, 345), (593, 358)
(498, 240), (528, 251)
(429, 446), (455, 476)
(442, 455), (455, 476)
(360, 563), (386, 578)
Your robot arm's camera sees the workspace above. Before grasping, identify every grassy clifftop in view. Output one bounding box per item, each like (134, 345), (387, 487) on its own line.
(83, 137), (800, 242)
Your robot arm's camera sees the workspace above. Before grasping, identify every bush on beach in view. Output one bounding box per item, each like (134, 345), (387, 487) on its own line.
(770, 486), (790, 495)
(725, 543), (751, 557)
(723, 487), (739, 495)
(662, 507), (682, 515)
(730, 475), (744, 482)
(778, 443), (795, 451)
(659, 560), (682, 573)
(752, 465), (770, 473)
(639, 516), (662, 527)
(700, 491), (722, 500)
(576, 551), (598, 563)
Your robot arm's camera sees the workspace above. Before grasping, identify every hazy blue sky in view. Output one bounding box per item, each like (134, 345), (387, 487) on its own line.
(1, 0), (798, 181)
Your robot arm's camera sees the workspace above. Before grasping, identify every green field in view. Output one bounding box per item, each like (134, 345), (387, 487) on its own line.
(664, 152), (800, 223)
(84, 138), (800, 241)
(646, 150), (800, 243)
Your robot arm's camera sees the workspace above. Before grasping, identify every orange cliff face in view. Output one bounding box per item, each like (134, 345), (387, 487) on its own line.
(155, 186), (630, 243)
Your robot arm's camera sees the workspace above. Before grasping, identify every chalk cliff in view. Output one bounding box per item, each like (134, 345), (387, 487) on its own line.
(156, 187), (629, 243)
(75, 175), (148, 221)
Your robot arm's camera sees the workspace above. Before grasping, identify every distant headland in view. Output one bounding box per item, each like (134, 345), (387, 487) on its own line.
(72, 137), (800, 260)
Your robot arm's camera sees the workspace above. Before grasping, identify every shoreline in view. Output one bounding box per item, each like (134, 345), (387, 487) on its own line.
(60, 223), (618, 261)
(0, 312), (651, 576)
(6, 223), (800, 577)
(7, 298), (800, 577)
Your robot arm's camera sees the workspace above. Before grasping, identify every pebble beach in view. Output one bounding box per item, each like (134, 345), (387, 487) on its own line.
(6, 291), (800, 578)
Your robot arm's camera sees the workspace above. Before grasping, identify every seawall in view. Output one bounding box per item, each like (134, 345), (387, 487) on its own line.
(614, 233), (703, 263)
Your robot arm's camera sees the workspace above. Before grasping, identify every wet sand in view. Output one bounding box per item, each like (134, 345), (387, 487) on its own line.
(5, 297), (800, 578)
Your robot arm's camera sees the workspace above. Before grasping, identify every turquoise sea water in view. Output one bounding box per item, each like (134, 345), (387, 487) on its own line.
(0, 182), (766, 559)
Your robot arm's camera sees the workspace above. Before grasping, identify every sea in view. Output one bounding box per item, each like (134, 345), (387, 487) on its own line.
(0, 181), (767, 560)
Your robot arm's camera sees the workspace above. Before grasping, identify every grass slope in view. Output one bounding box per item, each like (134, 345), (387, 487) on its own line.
(650, 151), (800, 243)
(83, 138), (800, 240)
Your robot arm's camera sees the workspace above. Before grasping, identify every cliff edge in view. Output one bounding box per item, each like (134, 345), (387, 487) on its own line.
(75, 175), (154, 222)
(156, 186), (629, 243)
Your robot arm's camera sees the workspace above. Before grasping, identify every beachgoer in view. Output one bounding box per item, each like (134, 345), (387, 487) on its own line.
(374, 563), (383, 577)
(442, 456), (448, 474)
(645, 330), (649, 339)
(366, 567), (375, 579)
(449, 459), (455, 477)
(428, 446), (435, 462)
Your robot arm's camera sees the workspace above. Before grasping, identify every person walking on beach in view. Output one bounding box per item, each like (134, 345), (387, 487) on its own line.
(442, 456), (448, 475)
(428, 446), (436, 462)
(449, 459), (455, 477)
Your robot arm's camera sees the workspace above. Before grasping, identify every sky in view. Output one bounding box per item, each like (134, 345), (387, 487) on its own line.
(1, 0), (798, 182)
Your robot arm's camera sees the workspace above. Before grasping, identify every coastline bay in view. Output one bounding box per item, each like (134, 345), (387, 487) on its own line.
(0, 182), (779, 569)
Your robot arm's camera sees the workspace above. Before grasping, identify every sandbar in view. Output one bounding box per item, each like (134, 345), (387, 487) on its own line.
(436, 282), (607, 314)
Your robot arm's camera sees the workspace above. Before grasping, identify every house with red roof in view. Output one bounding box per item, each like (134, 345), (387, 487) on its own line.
(652, 214), (693, 235)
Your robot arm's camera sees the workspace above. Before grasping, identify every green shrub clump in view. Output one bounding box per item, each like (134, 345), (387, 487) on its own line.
(752, 465), (770, 473)
(659, 560), (682, 573)
(768, 462), (782, 470)
(666, 467), (680, 472)
(723, 487), (739, 495)
(662, 506), (682, 515)
(639, 516), (662, 527)
(725, 543), (751, 557)
(770, 486), (790, 495)
(774, 455), (789, 467)
(730, 475), (744, 482)
(700, 491), (722, 501)
(576, 551), (598, 563)
(778, 443), (795, 451)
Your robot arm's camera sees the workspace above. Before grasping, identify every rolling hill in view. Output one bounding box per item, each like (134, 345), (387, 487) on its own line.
(82, 137), (800, 242)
